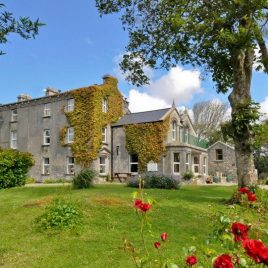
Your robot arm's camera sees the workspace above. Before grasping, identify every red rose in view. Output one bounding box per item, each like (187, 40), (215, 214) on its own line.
(213, 254), (234, 268)
(239, 187), (250, 194)
(134, 199), (142, 208)
(243, 239), (268, 264)
(247, 192), (257, 202)
(154, 242), (161, 249)
(259, 248), (268, 265)
(139, 202), (151, 212)
(161, 232), (168, 241)
(186, 255), (197, 266)
(231, 222), (250, 242)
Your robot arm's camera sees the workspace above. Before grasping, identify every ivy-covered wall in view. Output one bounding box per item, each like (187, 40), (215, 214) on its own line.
(61, 77), (123, 167)
(124, 119), (170, 171)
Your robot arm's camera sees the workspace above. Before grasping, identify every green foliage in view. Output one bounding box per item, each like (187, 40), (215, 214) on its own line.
(127, 173), (180, 190)
(222, 101), (261, 145)
(0, 148), (34, 189)
(96, 1), (268, 90)
(125, 120), (169, 171)
(182, 171), (194, 181)
(61, 77), (123, 167)
(35, 198), (83, 230)
(72, 169), (96, 189)
(0, 3), (44, 55)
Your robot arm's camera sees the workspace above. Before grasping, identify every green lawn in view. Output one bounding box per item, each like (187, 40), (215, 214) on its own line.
(0, 184), (267, 267)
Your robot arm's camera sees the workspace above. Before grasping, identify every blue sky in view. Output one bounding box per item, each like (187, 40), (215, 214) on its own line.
(1, 1), (268, 115)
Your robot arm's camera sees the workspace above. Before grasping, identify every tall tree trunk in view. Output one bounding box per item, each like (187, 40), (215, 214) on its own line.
(228, 48), (257, 187)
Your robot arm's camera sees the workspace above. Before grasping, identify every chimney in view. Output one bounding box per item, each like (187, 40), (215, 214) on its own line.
(102, 74), (118, 86)
(45, 87), (60, 96)
(17, 94), (32, 102)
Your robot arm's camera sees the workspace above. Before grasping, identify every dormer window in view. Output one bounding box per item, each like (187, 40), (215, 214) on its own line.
(172, 120), (177, 141)
(102, 98), (108, 113)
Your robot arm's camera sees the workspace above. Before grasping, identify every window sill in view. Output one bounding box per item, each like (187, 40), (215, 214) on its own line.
(41, 173), (50, 176)
(10, 120), (17, 123)
(65, 173), (75, 176)
(43, 115), (51, 118)
(42, 144), (50, 147)
(99, 173), (107, 176)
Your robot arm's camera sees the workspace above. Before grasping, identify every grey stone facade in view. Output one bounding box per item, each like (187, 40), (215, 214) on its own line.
(207, 141), (237, 180)
(0, 76), (210, 181)
(112, 107), (208, 178)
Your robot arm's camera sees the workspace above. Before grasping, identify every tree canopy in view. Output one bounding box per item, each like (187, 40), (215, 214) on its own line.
(96, 0), (268, 87)
(0, 3), (43, 55)
(96, 0), (268, 186)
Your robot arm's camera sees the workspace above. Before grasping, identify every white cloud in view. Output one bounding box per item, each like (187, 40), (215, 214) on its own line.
(112, 53), (203, 112)
(148, 67), (203, 104)
(128, 89), (169, 112)
(260, 96), (268, 118)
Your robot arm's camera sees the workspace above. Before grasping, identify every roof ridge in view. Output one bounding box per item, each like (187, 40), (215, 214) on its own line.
(128, 107), (171, 115)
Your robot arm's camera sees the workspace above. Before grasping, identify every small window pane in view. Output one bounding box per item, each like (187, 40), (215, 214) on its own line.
(174, 164), (180, 173)
(174, 153), (180, 162)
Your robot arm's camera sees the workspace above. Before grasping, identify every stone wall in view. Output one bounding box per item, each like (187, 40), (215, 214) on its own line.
(207, 142), (237, 179)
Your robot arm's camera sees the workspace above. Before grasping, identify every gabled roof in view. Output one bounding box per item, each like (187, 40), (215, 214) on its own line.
(112, 108), (171, 127)
(207, 141), (234, 150)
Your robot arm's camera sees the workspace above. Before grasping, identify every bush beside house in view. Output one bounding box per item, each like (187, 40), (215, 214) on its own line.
(0, 148), (34, 189)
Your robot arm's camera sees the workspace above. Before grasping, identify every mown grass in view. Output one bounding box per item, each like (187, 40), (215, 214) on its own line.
(0, 184), (267, 267)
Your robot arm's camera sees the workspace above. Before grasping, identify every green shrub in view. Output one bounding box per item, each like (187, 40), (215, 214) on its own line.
(182, 171), (194, 181)
(35, 199), (83, 230)
(72, 169), (96, 189)
(0, 148), (34, 189)
(127, 173), (180, 190)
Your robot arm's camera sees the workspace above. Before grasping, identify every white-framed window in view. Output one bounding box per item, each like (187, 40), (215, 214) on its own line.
(66, 156), (75, 174)
(67, 99), (74, 112)
(102, 98), (108, 113)
(43, 103), (51, 117)
(193, 156), (199, 174)
(67, 127), (74, 143)
(43, 157), (50, 175)
(184, 128), (189, 143)
(172, 120), (177, 141)
(173, 152), (180, 174)
(203, 156), (207, 174)
(11, 109), (18, 122)
(43, 129), (50, 145)
(129, 154), (138, 173)
(102, 127), (107, 143)
(10, 130), (17, 149)
(216, 149), (223, 160)
(186, 153), (190, 171)
(99, 156), (107, 175)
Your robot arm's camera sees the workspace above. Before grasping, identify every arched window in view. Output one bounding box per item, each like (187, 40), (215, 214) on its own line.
(172, 120), (177, 141)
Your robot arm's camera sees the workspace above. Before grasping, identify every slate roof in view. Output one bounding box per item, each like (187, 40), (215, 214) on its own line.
(112, 108), (171, 127)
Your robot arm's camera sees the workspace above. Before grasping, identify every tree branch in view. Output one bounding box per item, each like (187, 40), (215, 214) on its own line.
(255, 26), (268, 73)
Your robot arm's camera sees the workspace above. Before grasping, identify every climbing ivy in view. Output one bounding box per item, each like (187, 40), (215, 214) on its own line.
(221, 100), (261, 147)
(124, 119), (170, 171)
(60, 77), (123, 167)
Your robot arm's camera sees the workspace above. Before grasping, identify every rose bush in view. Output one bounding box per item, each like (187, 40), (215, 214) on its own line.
(124, 179), (268, 267)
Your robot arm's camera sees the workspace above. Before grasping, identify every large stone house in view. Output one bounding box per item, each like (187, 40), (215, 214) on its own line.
(0, 75), (208, 181)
